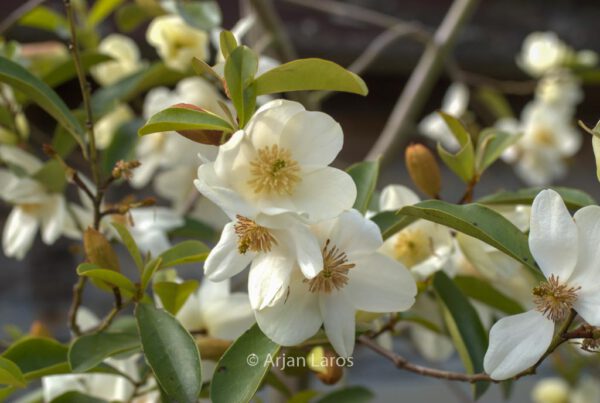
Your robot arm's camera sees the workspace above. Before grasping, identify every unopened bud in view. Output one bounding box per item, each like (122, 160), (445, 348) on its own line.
(196, 337), (231, 361)
(405, 144), (442, 198)
(112, 160), (141, 180)
(307, 347), (344, 385)
(30, 320), (51, 337)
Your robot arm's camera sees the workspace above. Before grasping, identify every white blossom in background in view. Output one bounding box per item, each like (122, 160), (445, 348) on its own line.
(195, 99), (356, 223)
(125, 207), (184, 255)
(517, 32), (573, 77)
(254, 210), (417, 357)
(91, 34), (144, 86)
(535, 70), (583, 109)
(94, 103), (134, 149)
(498, 100), (581, 186)
(377, 185), (454, 280)
(406, 294), (454, 362)
(0, 146), (69, 260)
(484, 190), (600, 380)
(146, 14), (209, 72)
(176, 279), (255, 382)
(418, 82), (469, 150)
(532, 376), (600, 403)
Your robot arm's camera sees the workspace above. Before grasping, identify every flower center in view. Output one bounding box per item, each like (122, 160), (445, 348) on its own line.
(532, 274), (579, 322)
(305, 240), (355, 293)
(19, 203), (42, 215)
(393, 229), (433, 268)
(248, 145), (301, 196)
(532, 127), (555, 146)
(234, 215), (277, 254)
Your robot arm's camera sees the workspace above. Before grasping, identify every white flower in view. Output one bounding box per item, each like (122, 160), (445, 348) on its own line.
(499, 101), (581, 186)
(254, 210), (417, 357)
(484, 189), (600, 380)
(377, 185), (453, 280)
(94, 103), (134, 149)
(195, 99), (357, 223)
(146, 15), (209, 72)
(418, 83), (469, 150)
(531, 377), (570, 403)
(535, 70), (582, 109)
(0, 146), (69, 260)
(176, 278), (255, 382)
(126, 207), (184, 255)
(517, 32), (572, 77)
(91, 34), (144, 86)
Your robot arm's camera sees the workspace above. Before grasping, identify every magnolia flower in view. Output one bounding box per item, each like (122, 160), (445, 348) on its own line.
(195, 99), (357, 223)
(176, 278), (255, 382)
(377, 185), (453, 280)
(418, 82), (469, 150)
(125, 207), (184, 255)
(94, 103), (134, 149)
(0, 146), (68, 260)
(484, 190), (600, 380)
(133, 77), (222, 188)
(91, 34), (144, 86)
(517, 32), (573, 77)
(499, 101), (581, 186)
(146, 15), (209, 72)
(254, 210), (417, 357)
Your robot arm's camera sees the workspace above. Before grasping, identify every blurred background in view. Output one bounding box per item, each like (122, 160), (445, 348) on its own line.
(1, 0), (599, 401)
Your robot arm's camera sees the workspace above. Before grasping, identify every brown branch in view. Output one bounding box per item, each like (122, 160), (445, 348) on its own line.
(68, 276), (87, 336)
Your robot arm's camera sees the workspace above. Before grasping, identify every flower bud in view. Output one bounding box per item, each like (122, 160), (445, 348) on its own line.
(307, 346), (344, 385)
(196, 337), (231, 361)
(405, 144), (442, 198)
(30, 320), (51, 337)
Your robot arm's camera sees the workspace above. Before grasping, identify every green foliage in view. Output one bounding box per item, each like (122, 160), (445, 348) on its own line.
(51, 391), (108, 403)
(0, 357), (25, 388)
(436, 112), (475, 183)
(433, 272), (489, 399)
(68, 332), (140, 373)
(100, 119), (142, 175)
(254, 59), (368, 96)
(2, 337), (69, 381)
(111, 222), (144, 272)
(153, 280), (199, 315)
(317, 386), (374, 403)
(224, 46), (258, 128)
(219, 31), (238, 59)
(158, 240), (210, 269)
(475, 128), (519, 174)
(136, 303), (202, 402)
(42, 52), (112, 88)
(477, 186), (596, 210)
(76, 263), (137, 297)
(453, 275), (524, 315)
(176, 1), (222, 31)
(33, 160), (67, 194)
(211, 324), (280, 403)
(19, 6), (68, 34)
(346, 160), (380, 214)
(87, 0), (125, 28)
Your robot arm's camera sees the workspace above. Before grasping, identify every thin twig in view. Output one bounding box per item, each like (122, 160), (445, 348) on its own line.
(68, 276), (87, 336)
(0, 0), (47, 34)
(249, 0), (297, 62)
(366, 0), (479, 164)
(446, 59), (538, 95)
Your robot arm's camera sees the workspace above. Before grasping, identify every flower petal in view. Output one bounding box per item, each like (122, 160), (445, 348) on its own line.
(320, 291), (356, 357)
(40, 195), (66, 244)
(274, 222), (323, 279)
(248, 252), (293, 310)
(483, 310), (554, 380)
(245, 100), (304, 149)
(529, 189), (578, 280)
(346, 253), (416, 312)
(2, 207), (38, 260)
(204, 293), (255, 339)
(317, 209), (382, 259)
(204, 222), (254, 281)
(379, 185), (420, 211)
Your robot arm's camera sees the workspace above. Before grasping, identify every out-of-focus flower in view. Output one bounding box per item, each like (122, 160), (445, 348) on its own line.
(91, 34), (144, 86)
(498, 101), (581, 186)
(535, 70), (583, 109)
(146, 15), (209, 72)
(378, 185), (453, 280)
(418, 83), (469, 150)
(517, 32), (573, 77)
(195, 100), (356, 224)
(531, 377), (570, 403)
(125, 207), (184, 255)
(0, 146), (69, 260)
(176, 278), (255, 382)
(407, 294), (454, 362)
(94, 104), (134, 149)
(484, 190), (600, 380)
(254, 210), (417, 357)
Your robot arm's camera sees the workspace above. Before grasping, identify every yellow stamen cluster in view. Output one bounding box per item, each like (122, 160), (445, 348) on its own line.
(306, 240), (355, 293)
(532, 127), (555, 146)
(393, 229), (433, 268)
(248, 145), (301, 195)
(234, 215), (277, 254)
(533, 274), (579, 322)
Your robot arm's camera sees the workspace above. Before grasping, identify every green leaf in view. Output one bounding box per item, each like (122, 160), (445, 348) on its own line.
(158, 240), (210, 269)
(77, 264), (137, 295)
(19, 6), (68, 34)
(141, 257), (163, 291)
(317, 386), (374, 403)
(477, 187), (596, 210)
(91, 62), (185, 118)
(288, 390), (320, 403)
(153, 280), (199, 315)
(68, 332), (140, 373)
(0, 56), (85, 153)
(475, 87), (513, 119)
(225, 46), (258, 128)
(436, 112), (475, 183)
(255, 59), (368, 96)
(2, 337), (68, 380)
(138, 106), (233, 140)
(136, 303), (202, 403)
(346, 160), (379, 214)
(192, 57), (223, 82)
(32, 160), (67, 193)
(101, 119), (142, 175)
(211, 324), (280, 403)
(0, 357), (25, 388)
(369, 210), (410, 240)
(51, 391), (108, 403)
(169, 217), (217, 242)
(395, 200), (542, 279)
(433, 272), (489, 399)
(112, 222), (144, 272)
(115, 3), (151, 32)
(219, 31), (238, 59)
(87, 0), (125, 27)
(475, 128), (519, 174)
(176, 1), (222, 31)
(453, 275), (524, 315)
(42, 51), (112, 88)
